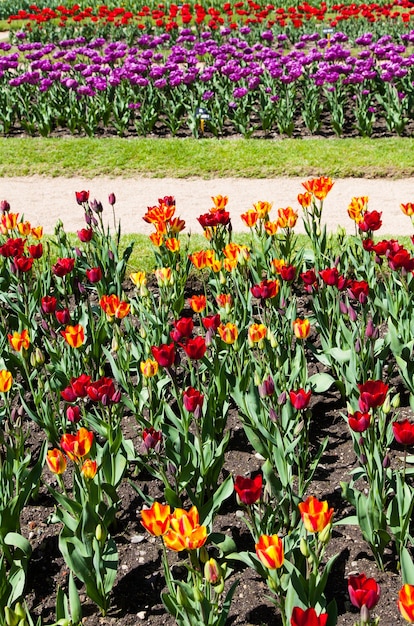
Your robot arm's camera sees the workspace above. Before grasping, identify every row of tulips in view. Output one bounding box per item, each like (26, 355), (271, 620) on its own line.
(5, 0), (414, 44)
(1, 26), (414, 138)
(0, 179), (414, 625)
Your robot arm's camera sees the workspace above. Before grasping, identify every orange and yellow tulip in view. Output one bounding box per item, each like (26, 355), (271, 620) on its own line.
(46, 448), (67, 475)
(141, 501), (171, 537)
(348, 196), (368, 223)
(61, 324), (85, 348)
(298, 495), (334, 533)
(60, 427), (94, 462)
(165, 237), (180, 252)
(8, 329), (30, 351)
(163, 506), (207, 551)
(211, 194), (228, 210)
(81, 459), (98, 479)
(140, 358), (159, 378)
(248, 323), (267, 345)
(302, 176), (334, 201)
(398, 584), (414, 622)
(292, 318), (311, 339)
(218, 322), (238, 344)
(130, 271), (147, 286)
(253, 200), (273, 219)
(0, 369), (13, 392)
(400, 202), (414, 217)
(188, 294), (207, 313)
(277, 206), (298, 229)
(154, 267), (172, 286)
(100, 294), (130, 320)
(240, 209), (259, 228)
(255, 534), (284, 569)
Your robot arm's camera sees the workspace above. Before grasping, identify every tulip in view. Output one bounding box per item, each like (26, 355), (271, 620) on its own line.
(86, 377), (120, 404)
(255, 534), (284, 569)
(357, 210), (383, 233)
(140, 358), (159, 378)
(234, 474), (262, 505)
(55, 308), (71, 325)
(348, 411), (371, 433)
(8, 329), (30, 351)
(302, 176), (334, 201)
(60, 324), (85, 348)
(393, 419), (414, 446)
(100, 294), (130, 319)
(290, 606), (328, 626)
(180, 336), (207, 360)
(151, 343), (176, 368)
(218, 322), (238, 344)
(60, 427), (94, 462)
(86, 267), (102, 283)
(0, 370), (13, 392)
(81, 459), (98, 479)
(188, 294), (207, 312)
(52, 257), (75, 277)
(28, 243), (43, 258)
(251, 279), (279, 300)
(163, 506), (207, 551)
(298, 495), (334, 533)
(292, 318), (310, 339)
(41, 295), (57, 314)
(141, 501), (171, 537)
(277, 206), (298, 228)
(170, 316), (194, 341)
(202, 314), (221, 332)
(358, 379), (388, 412)
(289, 388), (312, 410)
(348, 573), (380, 610)
(248, 323), (267, 345)
(75, 190), (89, 205)
(77, 227), (93, 242)
(46, 448), (67, 475)
(183, 387), (204, 414)
(141, 427), (162, 454)
(66, 405), (81, 423)
(398, 584), (414, 622)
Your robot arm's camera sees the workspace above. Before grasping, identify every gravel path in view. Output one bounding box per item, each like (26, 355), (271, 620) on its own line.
(2, 175), (413, 236)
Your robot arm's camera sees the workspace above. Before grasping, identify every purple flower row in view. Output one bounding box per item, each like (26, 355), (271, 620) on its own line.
(0, 27), (413, 136)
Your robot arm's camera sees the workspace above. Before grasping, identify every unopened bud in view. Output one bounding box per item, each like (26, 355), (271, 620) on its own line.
(95, 524), (103, 542)
(111, 336), (119, 352)
(204, 558), (221, 584)
(348, 306), (358, 322)
(199, 547), (209, 564)
(193, 585), (204, 603)
(354, 338), (361, 353)
(318, 522), (332, 544)
(300, 537), (310, 557)
(140, 326), (147, 339)
(360, 604), (370, 625)
(382, 395), (391, 414)
(392, 393), (400, 409)
(383, 454), (391, 468)
(176, 586), (188, 607)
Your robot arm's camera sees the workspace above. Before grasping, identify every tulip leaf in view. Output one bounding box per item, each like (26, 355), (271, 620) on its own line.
(308, 372), (336, 393)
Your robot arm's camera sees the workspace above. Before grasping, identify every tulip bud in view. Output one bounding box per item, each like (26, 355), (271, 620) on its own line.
(354, 338), (361, 353)
(392, 393), (400, 409)
(360, 604), (370, 625)
(383, 454), (391, 468)
(269, 408), (278, 422)
(214, 578), (225, 594)
(199, 546), (209, 564)
(348, 306), (358, 322)
(318, 522), (332, 544)
(111, 335), (119, 352)
(140, 326), (147, 339)
(176, 586), (188, 607)
(382, 395), (391, 414)
(300, 537), (310, 557)
(108, 193), (116, 206)
(193, 585), (204, 603)
(35, 347), (45, 366)
(339, 300), (348, 316)
(204, 558), (221, 584)
(95, 524), (103, 542)
(360, 453), (367, 465)
(220, 272), (226, 285)
(5, 607), (19, 626)
(294, 419), (304, 436)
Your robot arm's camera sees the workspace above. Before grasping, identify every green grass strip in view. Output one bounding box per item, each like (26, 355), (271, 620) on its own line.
(1, 137), (414, 179)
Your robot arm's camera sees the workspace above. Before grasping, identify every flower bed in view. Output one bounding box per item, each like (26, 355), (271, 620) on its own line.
(0, 25), (414, 138)
(1, 180), (414, 625)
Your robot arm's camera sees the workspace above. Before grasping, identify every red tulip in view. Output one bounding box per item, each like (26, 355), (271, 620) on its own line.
(348, 411), (371, 433)
(348, 573), (380, 610)
(251, 279), (279, 300)
(358, 380), (388, 412)
(202, 314), (221, 331)
(52, 257), (75, 277)
(290, 606), (328, 626)
(75, 190), (89, 205)
(319, 267), (339, 286)
(393, 419), (414, 446)
(170, 316), (194, 342)
(234, 474), (262, 505)
(183, 387), (204, 414)
(41, 295), (57, 314)
(289, 388), (312, 410)
(180, 336), (207, 360)
(77, 227), (93, 242)
(86, 267), (102, 283)
(151, 343), (176, 368)
(357, 210), (382, 233)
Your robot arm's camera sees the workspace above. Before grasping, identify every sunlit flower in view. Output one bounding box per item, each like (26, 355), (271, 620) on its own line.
(100, 294), (130, 319)
(218, 322), (238, 344)
(46, 449), (67, 475)
(277, 206), (298, 229)
(348, 196), (368, 223)
(141, 502), (171, 537)
(398, 584), (414, 622)
(302, 176), (334, 200)
(60, 427), (94, 462)
(0, 370), (13, 392)
(140, 358), (159, 378)
(234, 474), (262, 505)
(188, 294), (207, 313)
(81, 459), (98, 479)
(60, 324), (85, 348)
(292, 318), (310, 339)
(163, 506), (207, 551)
(248, 323), (267, 345)
(255, 534), (284, 569)
(241, 209), (259, 228)
(8, 329), (30, 351)
(299, 495), (334, 533)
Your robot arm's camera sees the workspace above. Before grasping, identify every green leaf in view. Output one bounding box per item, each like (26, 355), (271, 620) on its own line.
(308, 372), (336, 393)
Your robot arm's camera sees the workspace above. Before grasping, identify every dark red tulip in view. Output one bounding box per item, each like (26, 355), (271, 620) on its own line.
(234, 474), (263, 505)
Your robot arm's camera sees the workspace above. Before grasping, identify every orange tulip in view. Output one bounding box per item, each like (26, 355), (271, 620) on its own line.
(0, 369), (13, 392)
(223, 242), (242, 261)
(241, 209), (259, 228)
(248, 323), (267, 344)
(169, 217), (186, 234)
(61, 324), (85, 348)
(277, 206), (298, 229)
(189, 250), (208, 270)
(81, 459), (98, 479)
(60, 427), (94, 462)
(31, 226), (43, 239)
(292, 318), (311, 339)
(253, 200), (273, 219)
(165, 237), (180, 252)
(188, 294), (207, 313)
(206, 254), (222, 272)
(141, 502), (171, 537)
(211, 194), (228, 210)
(348, 196), (368, 223)
(400, 203), (414, 217)
(297, 191), (312, 208)
(18, 221), (31, 236)
(298, 495), (334, 533)
(100, 294), (130, 319)
(163, 505), (207, 551)
(218, 322), (238, 344)
(398, 584), (414, 622)
(216, 293), (232, 309)
(149, 232), (163, 247)
(264, 221), (279, 235)
(8, 329), (30, 351)
(302, 176), (334, 201)
(140, 358), (159, 378)
(1, 212), (18, 233)
(46, 448), (67, 475)
(255, 534), (284, 569)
